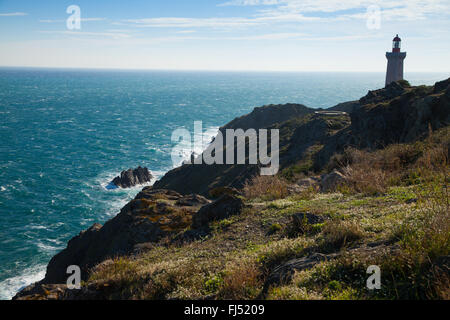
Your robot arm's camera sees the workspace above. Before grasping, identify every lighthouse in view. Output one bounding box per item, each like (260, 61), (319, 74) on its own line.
(385, 34), (406, 86)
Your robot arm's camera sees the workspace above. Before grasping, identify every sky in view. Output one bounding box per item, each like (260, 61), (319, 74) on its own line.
(0, 0), (449, 72)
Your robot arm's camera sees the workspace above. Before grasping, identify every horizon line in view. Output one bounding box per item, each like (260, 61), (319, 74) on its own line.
(0, 65), (449, 74)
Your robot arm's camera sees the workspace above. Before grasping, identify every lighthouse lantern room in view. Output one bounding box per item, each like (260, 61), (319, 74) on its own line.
(392, 35), (401, 52)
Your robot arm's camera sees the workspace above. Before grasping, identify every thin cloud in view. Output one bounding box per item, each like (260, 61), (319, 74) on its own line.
(39, 17), (106, 23)
(120, 0), (450, 31)
(123, 14), (320, 29)
(219, 0), (450, 20)
(0, 12), (28, 17)
(219, 0), (281, 6)
(123, 17), (263, 28)
(38, 30), (130, 39)
(176, 30), (197, 34)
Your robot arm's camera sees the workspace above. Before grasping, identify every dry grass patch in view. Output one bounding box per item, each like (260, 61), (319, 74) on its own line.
(243, 175), (290, 201)
(218, 259), (262, 299)
(257, 237), (314, 274)
(320, 220), (365, 251)
(329, 127), (449, 195)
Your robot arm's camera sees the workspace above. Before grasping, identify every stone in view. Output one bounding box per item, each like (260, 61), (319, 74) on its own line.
(191, 194), (244, 229)
(111, 166), (152, 188)
(320, 170), (346, 192)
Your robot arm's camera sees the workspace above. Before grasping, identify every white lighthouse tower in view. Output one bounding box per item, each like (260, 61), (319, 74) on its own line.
(385, 34), (406, 86)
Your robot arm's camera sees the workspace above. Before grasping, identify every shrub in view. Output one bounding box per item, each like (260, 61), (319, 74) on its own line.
(329, 128), (449, 195)
(204, 274), (224, 294)
(218, 260), (262, 299)
(243, 175), (289, 201)
(340, 165), (388, 195)
(268, 223), (282, 235)
(320, 220), (365, 251)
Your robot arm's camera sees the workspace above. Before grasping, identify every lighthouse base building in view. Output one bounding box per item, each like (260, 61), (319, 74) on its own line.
(385, 35), (406, 87)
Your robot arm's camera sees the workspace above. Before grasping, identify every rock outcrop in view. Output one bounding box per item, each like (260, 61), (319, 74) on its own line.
(220, 103), (314, 133)
(191, 194), (244, 229)
(349, 80), (450, 149)
(36, 188), (210, 285)
(111, 166), (152, 188)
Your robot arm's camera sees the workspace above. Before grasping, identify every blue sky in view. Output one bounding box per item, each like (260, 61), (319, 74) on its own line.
(0, 0), (449, 71)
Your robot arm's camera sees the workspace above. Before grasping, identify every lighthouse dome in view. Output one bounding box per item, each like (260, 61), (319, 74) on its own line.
(393, 34), (401, 41)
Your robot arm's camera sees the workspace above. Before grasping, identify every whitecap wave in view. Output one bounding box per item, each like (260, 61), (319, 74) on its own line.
(0, 264), (46, 300)
(172, 125), (219, 168)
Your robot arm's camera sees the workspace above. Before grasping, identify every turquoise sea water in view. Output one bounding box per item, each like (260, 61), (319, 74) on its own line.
(0, 68), (447, 299)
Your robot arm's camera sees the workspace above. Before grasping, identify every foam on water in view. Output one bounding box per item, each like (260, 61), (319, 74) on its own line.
(0, 264), (46, 300)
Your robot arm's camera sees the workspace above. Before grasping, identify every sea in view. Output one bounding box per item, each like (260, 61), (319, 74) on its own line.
(0, 68), (447, 299)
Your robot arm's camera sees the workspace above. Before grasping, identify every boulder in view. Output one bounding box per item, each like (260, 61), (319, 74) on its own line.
(111, 166), (152, 188)
(192, 194), (244, 229)
(320, 170), (346, 192)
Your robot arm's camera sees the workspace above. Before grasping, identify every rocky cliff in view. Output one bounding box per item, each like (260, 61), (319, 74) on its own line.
(14, 78), (450, 300)
(155, 79), (450, 193)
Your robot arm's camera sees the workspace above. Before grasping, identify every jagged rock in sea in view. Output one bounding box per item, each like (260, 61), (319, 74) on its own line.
(110, 166), (153, 188)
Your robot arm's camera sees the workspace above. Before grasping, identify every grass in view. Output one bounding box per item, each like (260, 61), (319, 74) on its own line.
(331, 127), (449, 196)
(319, 220), (365, 252)
(78, 128), (449, 300)
(243, 175), (290, 201)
